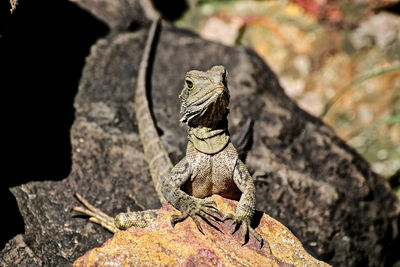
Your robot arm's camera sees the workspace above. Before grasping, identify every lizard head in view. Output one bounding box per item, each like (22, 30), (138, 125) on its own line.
(179, 65), (230, 128)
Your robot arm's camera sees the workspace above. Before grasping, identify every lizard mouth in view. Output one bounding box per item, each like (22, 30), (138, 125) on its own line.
(180, 86), (229, 126)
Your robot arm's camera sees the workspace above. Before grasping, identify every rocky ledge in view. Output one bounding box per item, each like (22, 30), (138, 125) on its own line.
(74, 195), (330, 266)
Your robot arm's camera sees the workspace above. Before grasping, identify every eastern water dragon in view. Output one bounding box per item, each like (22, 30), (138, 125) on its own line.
(74, 17), (263, 245)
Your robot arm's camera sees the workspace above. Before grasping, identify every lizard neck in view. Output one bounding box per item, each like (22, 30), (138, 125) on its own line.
(187, 116), (230, 154)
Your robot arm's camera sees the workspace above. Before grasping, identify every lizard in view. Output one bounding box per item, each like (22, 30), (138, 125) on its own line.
(73, 17), (263, 245)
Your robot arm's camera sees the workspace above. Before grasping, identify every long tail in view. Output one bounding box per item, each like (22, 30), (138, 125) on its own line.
(135, 18), (172, 205)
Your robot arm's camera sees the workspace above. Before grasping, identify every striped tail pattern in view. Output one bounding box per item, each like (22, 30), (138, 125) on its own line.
(134, 18), (172, 205)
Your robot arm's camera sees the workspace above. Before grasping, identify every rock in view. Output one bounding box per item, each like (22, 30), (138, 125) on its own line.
(0, 235), (42, 266)
(293, 0), (399, 24)
(1, 1), (399, 266)
(74, 195), (330, 266)
(68, 0), (145, 29)
(350, 12), (400, 50)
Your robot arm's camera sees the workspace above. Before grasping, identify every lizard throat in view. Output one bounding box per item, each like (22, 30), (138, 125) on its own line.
(188, 126), (230, 154)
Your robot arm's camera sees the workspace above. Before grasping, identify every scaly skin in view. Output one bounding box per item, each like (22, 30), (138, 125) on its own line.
(74, 18), (262, 245)
(134, 18), (171, 206)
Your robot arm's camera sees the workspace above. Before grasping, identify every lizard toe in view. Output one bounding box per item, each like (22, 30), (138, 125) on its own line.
(200, 199), (218, 209)
(249, 227), (264, 247)
(241, 221), (249, 243)
(223, 213), (235, 221)
(170, 213), (189, 227)
(73, 193), (119, 233)
(198, 210), (221, 223)
(224, 214), (263, 246)
(189, 214), (204, 234)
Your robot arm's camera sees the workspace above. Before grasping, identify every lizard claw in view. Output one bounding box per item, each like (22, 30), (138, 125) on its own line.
(190, 214), (204, 234)
(170, 198), (222, 234)
(202, 199), (217, 207)
(170, 213), (189, 226)
(171, 212), (205, 234)
(223, 212), (263, 247)
(223, 213), (235, 221)
(199, 200), (224, 218)
(73, 193), (120, 233)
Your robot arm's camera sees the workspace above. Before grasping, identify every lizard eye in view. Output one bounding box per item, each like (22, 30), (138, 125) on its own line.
(186, 79), (193, 89)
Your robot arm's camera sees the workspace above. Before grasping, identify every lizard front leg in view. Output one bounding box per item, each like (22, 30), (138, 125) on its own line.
(224, 159), (263, 245)
(161, 157), (222, 234)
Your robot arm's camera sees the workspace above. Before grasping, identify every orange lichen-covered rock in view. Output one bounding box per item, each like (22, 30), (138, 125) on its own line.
(74, 195), (330, 266)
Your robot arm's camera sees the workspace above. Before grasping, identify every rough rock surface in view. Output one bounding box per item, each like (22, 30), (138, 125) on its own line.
(74, 195), (330, 267)
(68, 0), (145, 29)
(1, 1), (400, 266)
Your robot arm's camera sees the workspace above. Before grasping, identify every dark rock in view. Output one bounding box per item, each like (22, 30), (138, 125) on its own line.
(69, 0), (145, 29)
(0, 235), (42, 266)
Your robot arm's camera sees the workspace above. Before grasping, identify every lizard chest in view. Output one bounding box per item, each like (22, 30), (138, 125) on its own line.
(183, 142), (241, 200)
